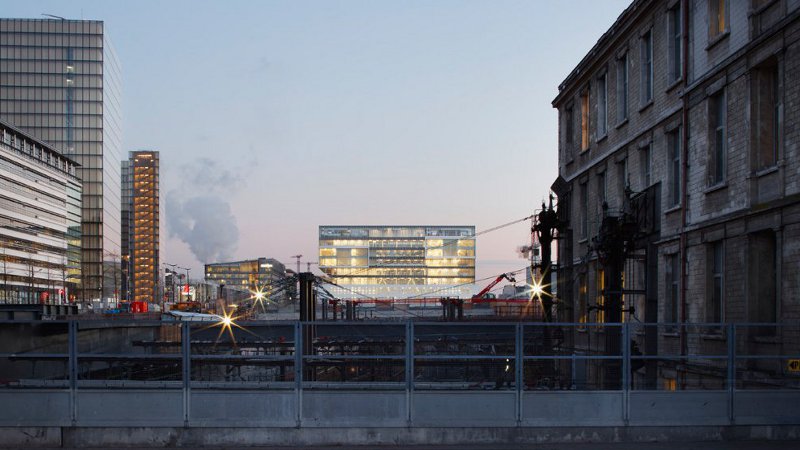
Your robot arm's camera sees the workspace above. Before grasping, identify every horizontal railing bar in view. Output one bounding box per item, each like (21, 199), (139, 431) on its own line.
(76, 380), (183, 388)
(301, 382), (406, 389)
(75, 354), (181, 360)
(0, 320), (796, 326)
(414, 355), (514, 360)
(631, 355), (729, 360)
(190, 382), (295, 389)
(303, 355), (405, 360)
(191, 355), (295, 361)
(1, 353), (68, 359)
(523, 355), (623, 360)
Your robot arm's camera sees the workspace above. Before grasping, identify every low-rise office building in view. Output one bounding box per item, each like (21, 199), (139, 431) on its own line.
(205, 258), (288, 303)
(0, 120), (81, 304)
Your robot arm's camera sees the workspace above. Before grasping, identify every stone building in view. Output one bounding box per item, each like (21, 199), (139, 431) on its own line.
(551, 0), (800, 390)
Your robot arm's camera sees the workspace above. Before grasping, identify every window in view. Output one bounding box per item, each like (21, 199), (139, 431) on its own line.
(617, 157), (628, 204)
(580, 181), (588, 238)
(596, 268), (605, 324)
(597, 171), (606, 207)
(665, 254), (679, 325)
(667, 127), (682, 207)
(709, 90), (726, 185)
(597, 72), (608, 137)
(640, 142), (652, 188)
(752, 61), (780, 170)
(578, 274), (587, 328)
(641, 30), (653, 104)
(581, 90), (590, 151)
(668, 3), (682, 82)
(709, 0), (729, 39)
(617, 53), (628, 122)
(565, 105), (574, 145)
(748, 231), (776, 331)
(707, 241), (724, 324)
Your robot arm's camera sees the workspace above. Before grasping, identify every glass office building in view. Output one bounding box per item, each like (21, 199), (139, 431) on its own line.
(0, 19), (123, 302)
(121, 151), (163, 304)
(205, 258), (288, 302)
(0, 120), (81, 303)
(319, 226), (476, 299)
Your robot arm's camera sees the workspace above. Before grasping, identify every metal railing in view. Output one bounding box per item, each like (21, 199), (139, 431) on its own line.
(0, 320), (798, 427)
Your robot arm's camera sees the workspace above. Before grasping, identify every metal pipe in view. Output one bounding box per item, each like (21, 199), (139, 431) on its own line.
(679, 0), (690, 389)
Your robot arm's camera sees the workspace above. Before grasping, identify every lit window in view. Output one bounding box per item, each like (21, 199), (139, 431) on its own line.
(709, 0), (728, 39)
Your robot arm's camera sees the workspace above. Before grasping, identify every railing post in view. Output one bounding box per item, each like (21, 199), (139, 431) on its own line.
(69, 320), (77, 425)
(727, 322), (736, 424)
(406, 320), (414, 426)
(622, 322), (630, 425)
(295, 321), (302, 427)
(515, 322), (523, 426)
(181, 322), (191, 425)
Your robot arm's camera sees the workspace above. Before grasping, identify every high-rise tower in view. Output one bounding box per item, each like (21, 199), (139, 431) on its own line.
(0, 19), (123, 302)
(121, 151), (163, 304)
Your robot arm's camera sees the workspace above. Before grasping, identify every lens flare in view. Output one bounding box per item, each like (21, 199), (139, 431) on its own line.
(527, 276), (551, 301)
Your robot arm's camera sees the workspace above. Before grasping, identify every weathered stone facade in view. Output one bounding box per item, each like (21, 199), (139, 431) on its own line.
(552, 0), (800, 389)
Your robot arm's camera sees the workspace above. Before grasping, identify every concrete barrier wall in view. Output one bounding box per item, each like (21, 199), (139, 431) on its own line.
(2, 387), (799, 428)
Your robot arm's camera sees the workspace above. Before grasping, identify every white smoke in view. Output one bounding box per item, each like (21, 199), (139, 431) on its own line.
(166, 157), (257, 264)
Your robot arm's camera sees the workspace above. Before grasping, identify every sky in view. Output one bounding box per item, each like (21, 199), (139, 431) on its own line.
(1, 0), (630, 287)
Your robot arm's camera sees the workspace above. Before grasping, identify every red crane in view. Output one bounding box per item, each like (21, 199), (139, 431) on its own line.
(471, 273), (516, 302)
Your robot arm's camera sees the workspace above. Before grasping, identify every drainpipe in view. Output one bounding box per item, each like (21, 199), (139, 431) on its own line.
(679, 0), (690, 388)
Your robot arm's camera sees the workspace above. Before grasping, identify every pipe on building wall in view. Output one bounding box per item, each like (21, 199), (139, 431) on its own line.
(679, 0), (690, 388)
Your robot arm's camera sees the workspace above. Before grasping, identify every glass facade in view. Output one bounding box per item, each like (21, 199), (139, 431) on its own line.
(0, 120), (81, 303)
(319, 226), (476, 299)
(0, 19), (122, 302)
(205, 258), (288, 302)
(121, 151), (161, 304)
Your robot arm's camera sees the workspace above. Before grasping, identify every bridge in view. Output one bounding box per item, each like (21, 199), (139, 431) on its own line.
(0, 319), (798, 447)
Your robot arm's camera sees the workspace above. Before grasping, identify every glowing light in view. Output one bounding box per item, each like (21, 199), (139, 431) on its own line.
(210, 308), (248, 349)
(249, 285), (275, 315)
(531, 280), (544, 298)
(527, 275), (551, 302)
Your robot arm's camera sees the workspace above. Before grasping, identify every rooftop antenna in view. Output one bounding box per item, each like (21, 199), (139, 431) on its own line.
(41, 14), (66, 20)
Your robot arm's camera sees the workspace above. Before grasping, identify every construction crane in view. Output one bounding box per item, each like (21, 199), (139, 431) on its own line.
(471, 273), (516, 302)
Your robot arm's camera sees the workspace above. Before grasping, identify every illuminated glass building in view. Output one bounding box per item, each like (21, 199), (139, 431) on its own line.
(205, 258), (288, 302)
(0, 120), (81, 303)
(0, 18), (123, 302)
(121, 151), (163, 303)
(319, 226), (476, 299)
